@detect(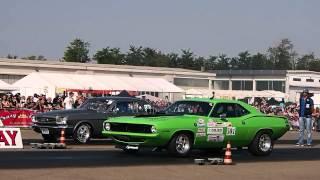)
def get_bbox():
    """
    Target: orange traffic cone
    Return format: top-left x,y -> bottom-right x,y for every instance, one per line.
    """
59,128 -> 66,145
224,141 -> 233,165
